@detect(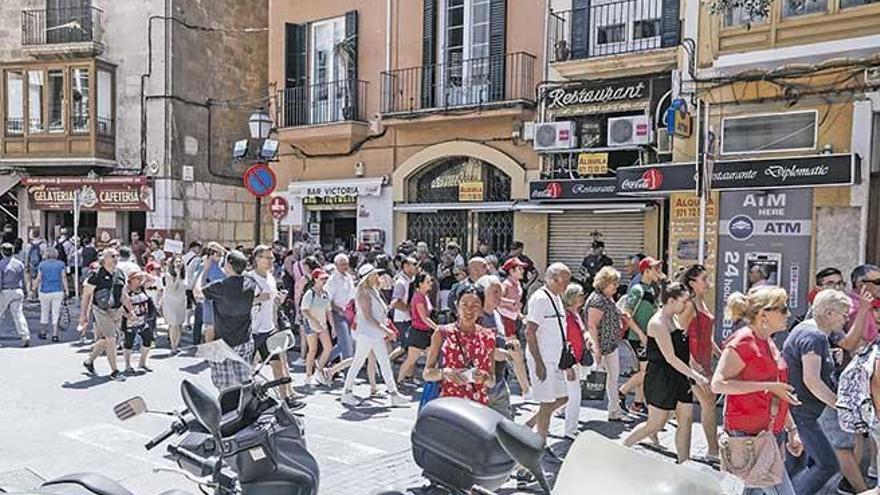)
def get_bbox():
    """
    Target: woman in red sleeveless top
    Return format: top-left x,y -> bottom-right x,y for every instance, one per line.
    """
678,264 -> 721,461
712,287 -> 803,495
